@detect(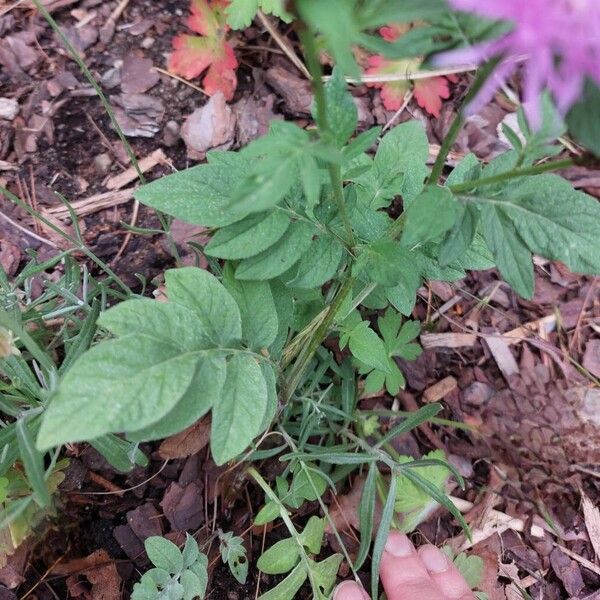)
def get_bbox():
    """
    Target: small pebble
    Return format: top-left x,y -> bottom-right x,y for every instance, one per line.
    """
0,98 -> 19,120
163,120 -> 180,147
462,381 -> 495,406
141,36 -> 155,49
